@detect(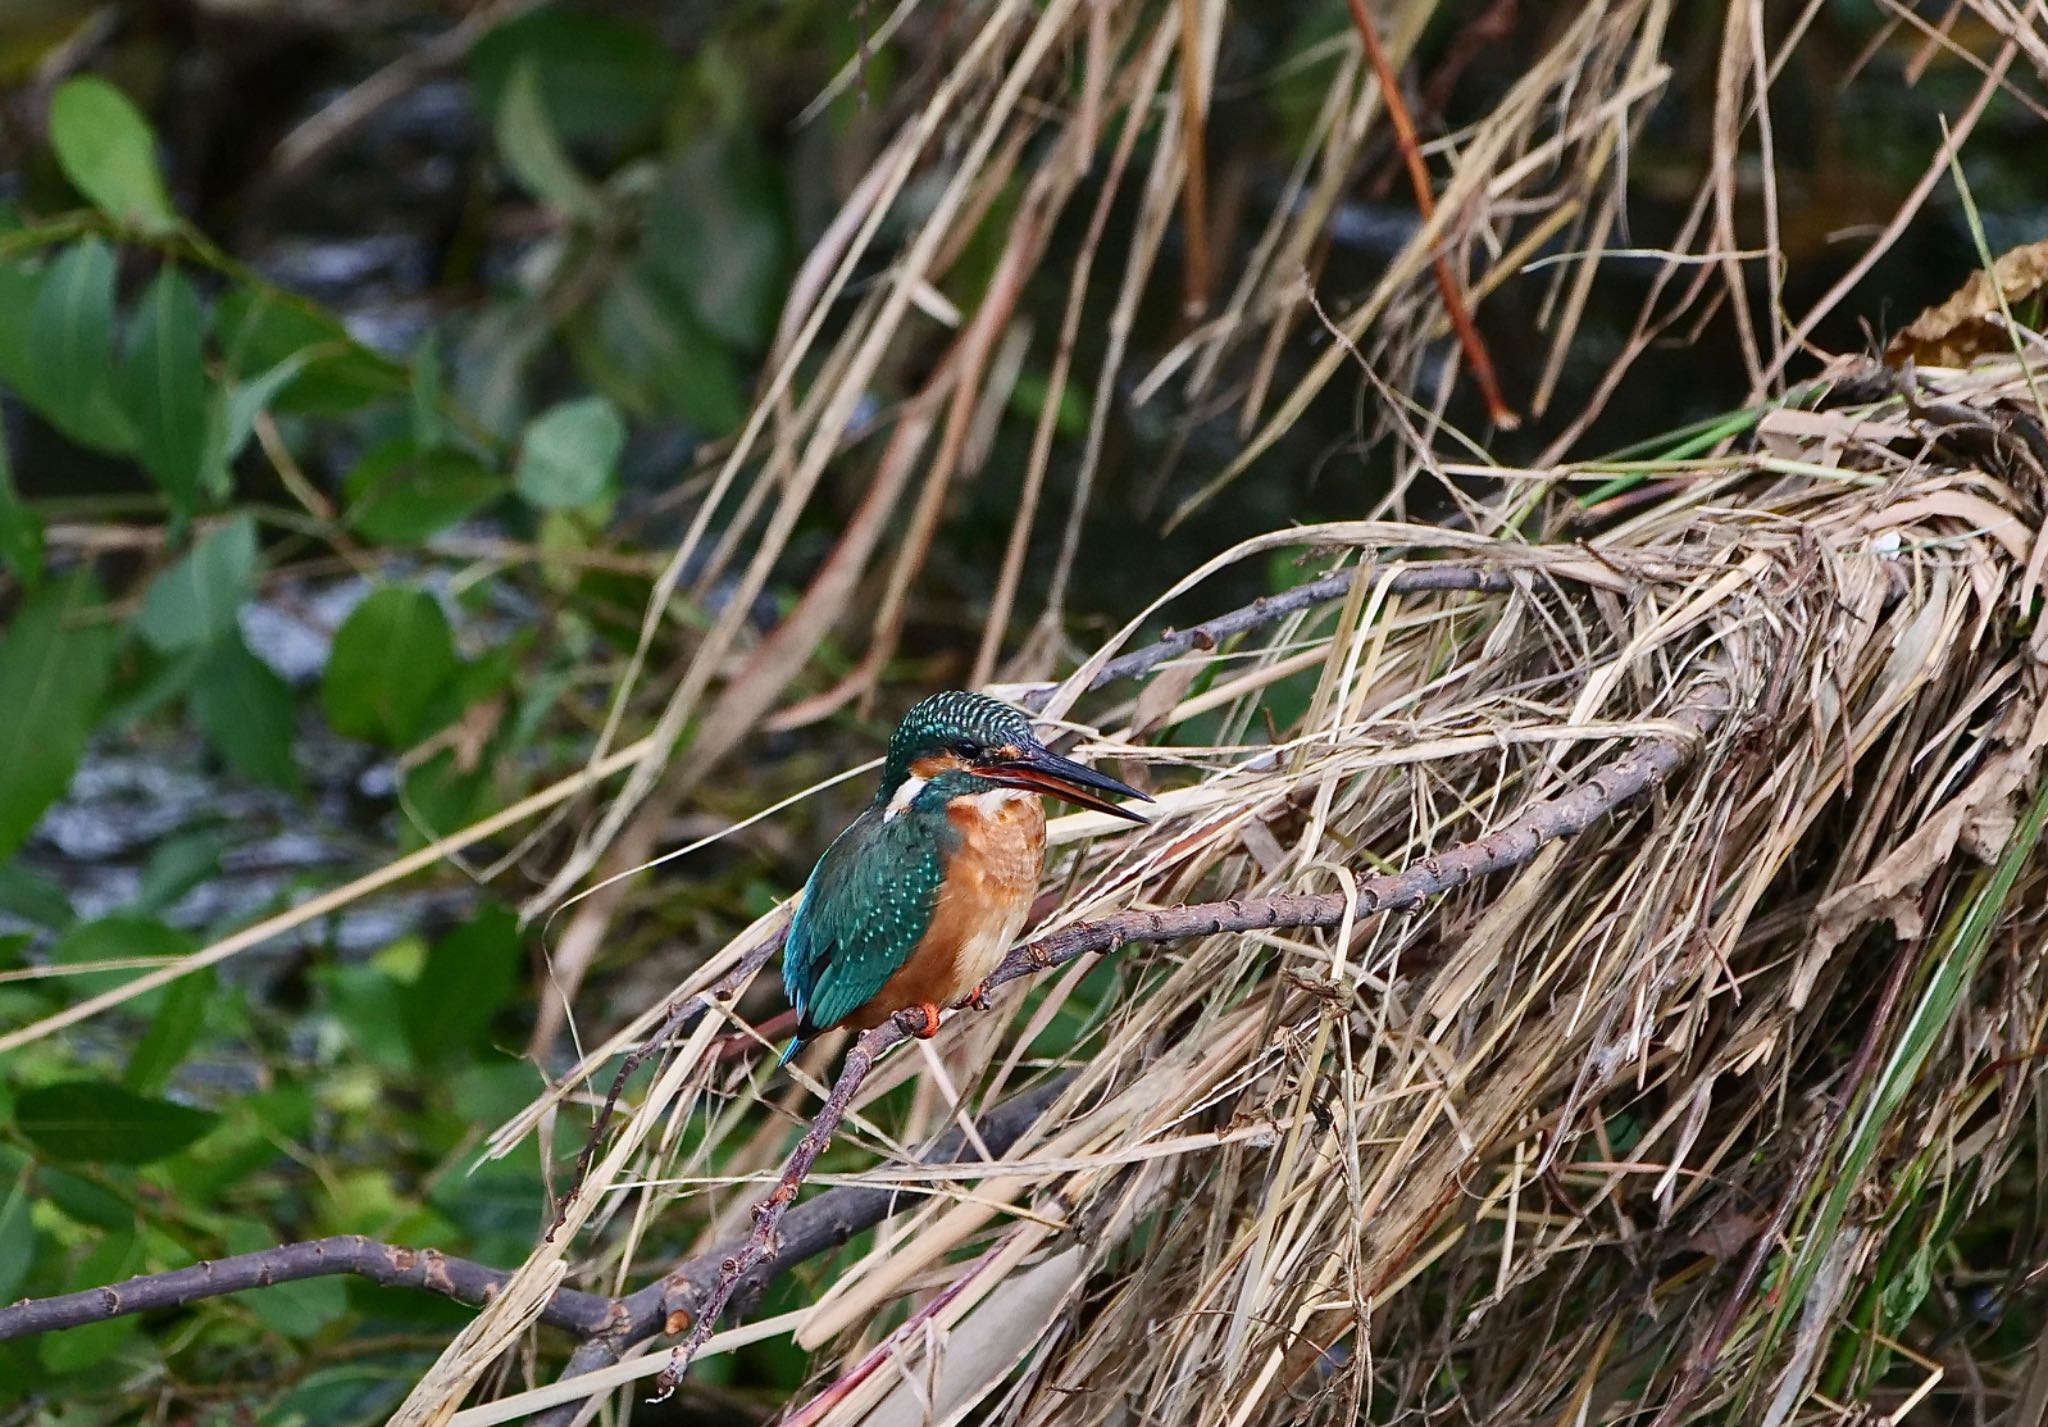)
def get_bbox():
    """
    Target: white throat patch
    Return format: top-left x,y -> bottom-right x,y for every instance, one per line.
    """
883,775 -> 928,821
